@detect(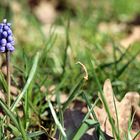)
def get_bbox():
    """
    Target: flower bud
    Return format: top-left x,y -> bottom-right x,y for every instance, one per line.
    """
0,19 -> 15,52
